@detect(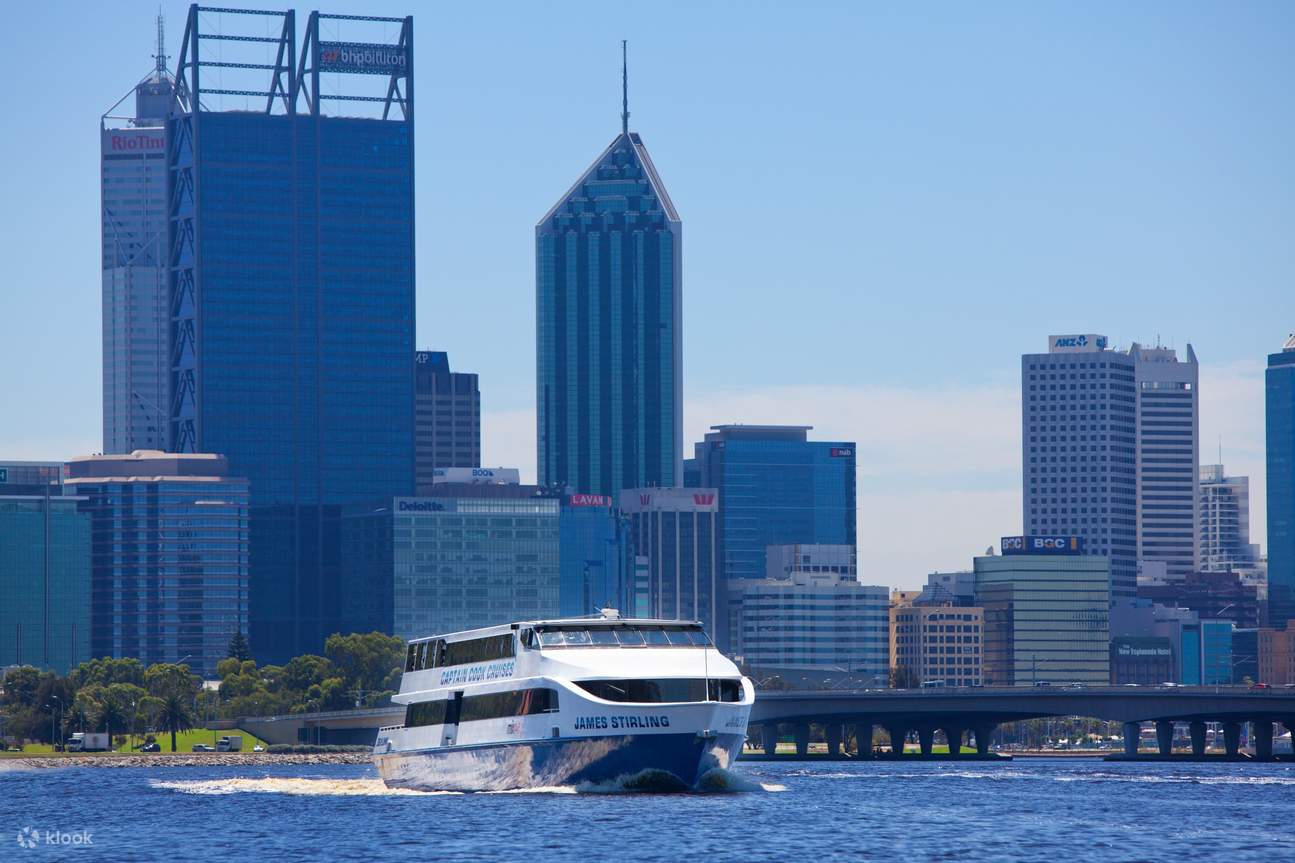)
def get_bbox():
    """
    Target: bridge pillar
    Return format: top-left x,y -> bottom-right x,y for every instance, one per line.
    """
856,720 -> 874,757
1122,722 -> 1140,756
885,724 -> 906,757
826,724 -> 843,757
944,726 -> 964,756
1254,721 -> 1274,761
972,724 -> 994,756
794,724 -> 810,757
1155,720 -> 1174,756
1189,721 -> 1206,756
762,723 -> 779,756
1223,721 -> 1241,757
917,725 -> 935,756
